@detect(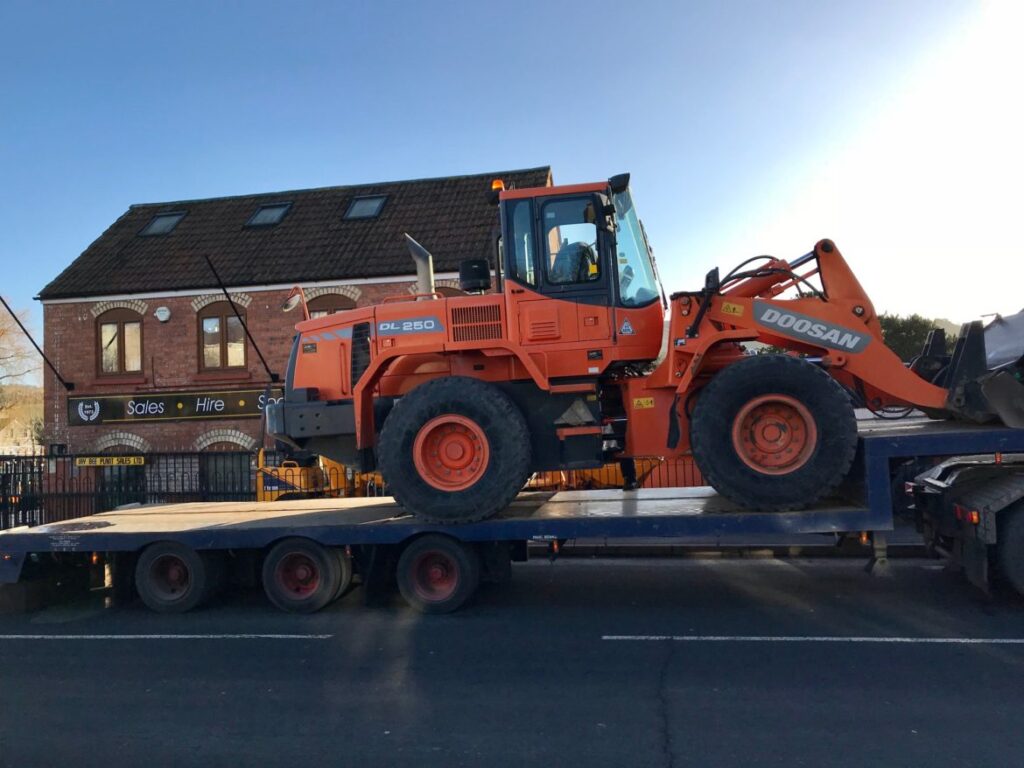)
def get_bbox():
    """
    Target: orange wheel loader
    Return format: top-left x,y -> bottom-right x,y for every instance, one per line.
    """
267,173 -> 1024,523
